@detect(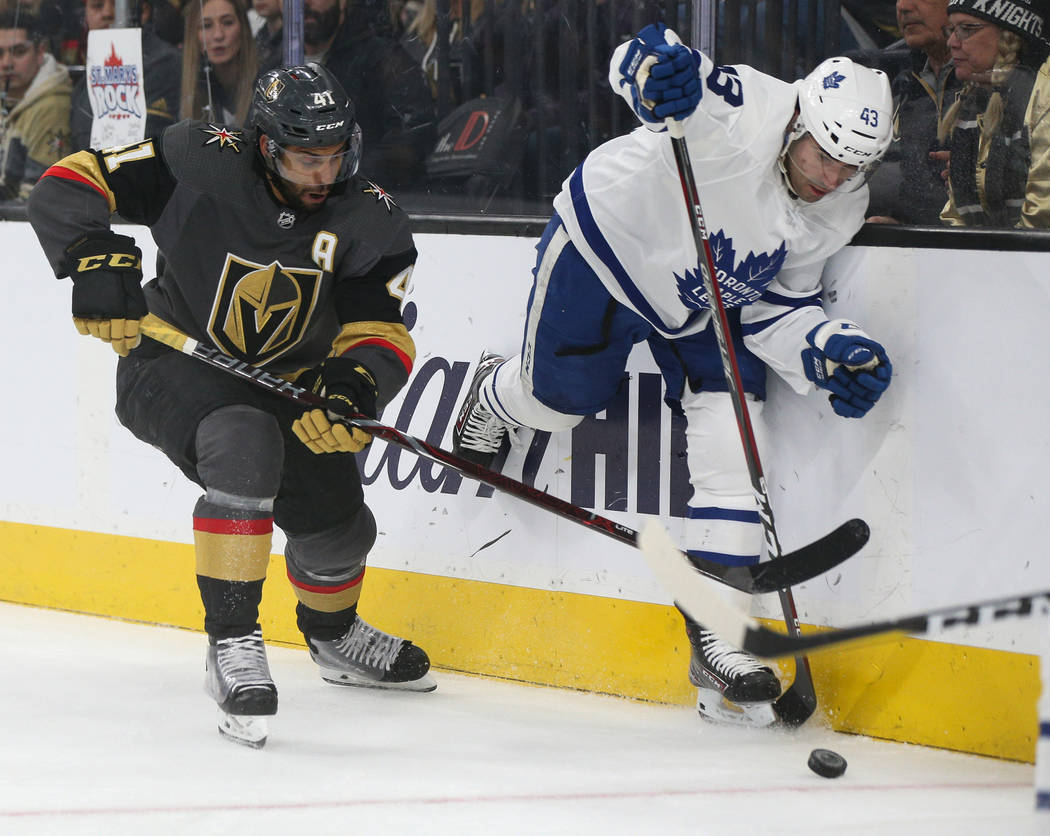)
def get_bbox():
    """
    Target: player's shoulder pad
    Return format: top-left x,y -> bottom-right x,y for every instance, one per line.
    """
160,118 -> 255,191
335,177 -> 414,241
